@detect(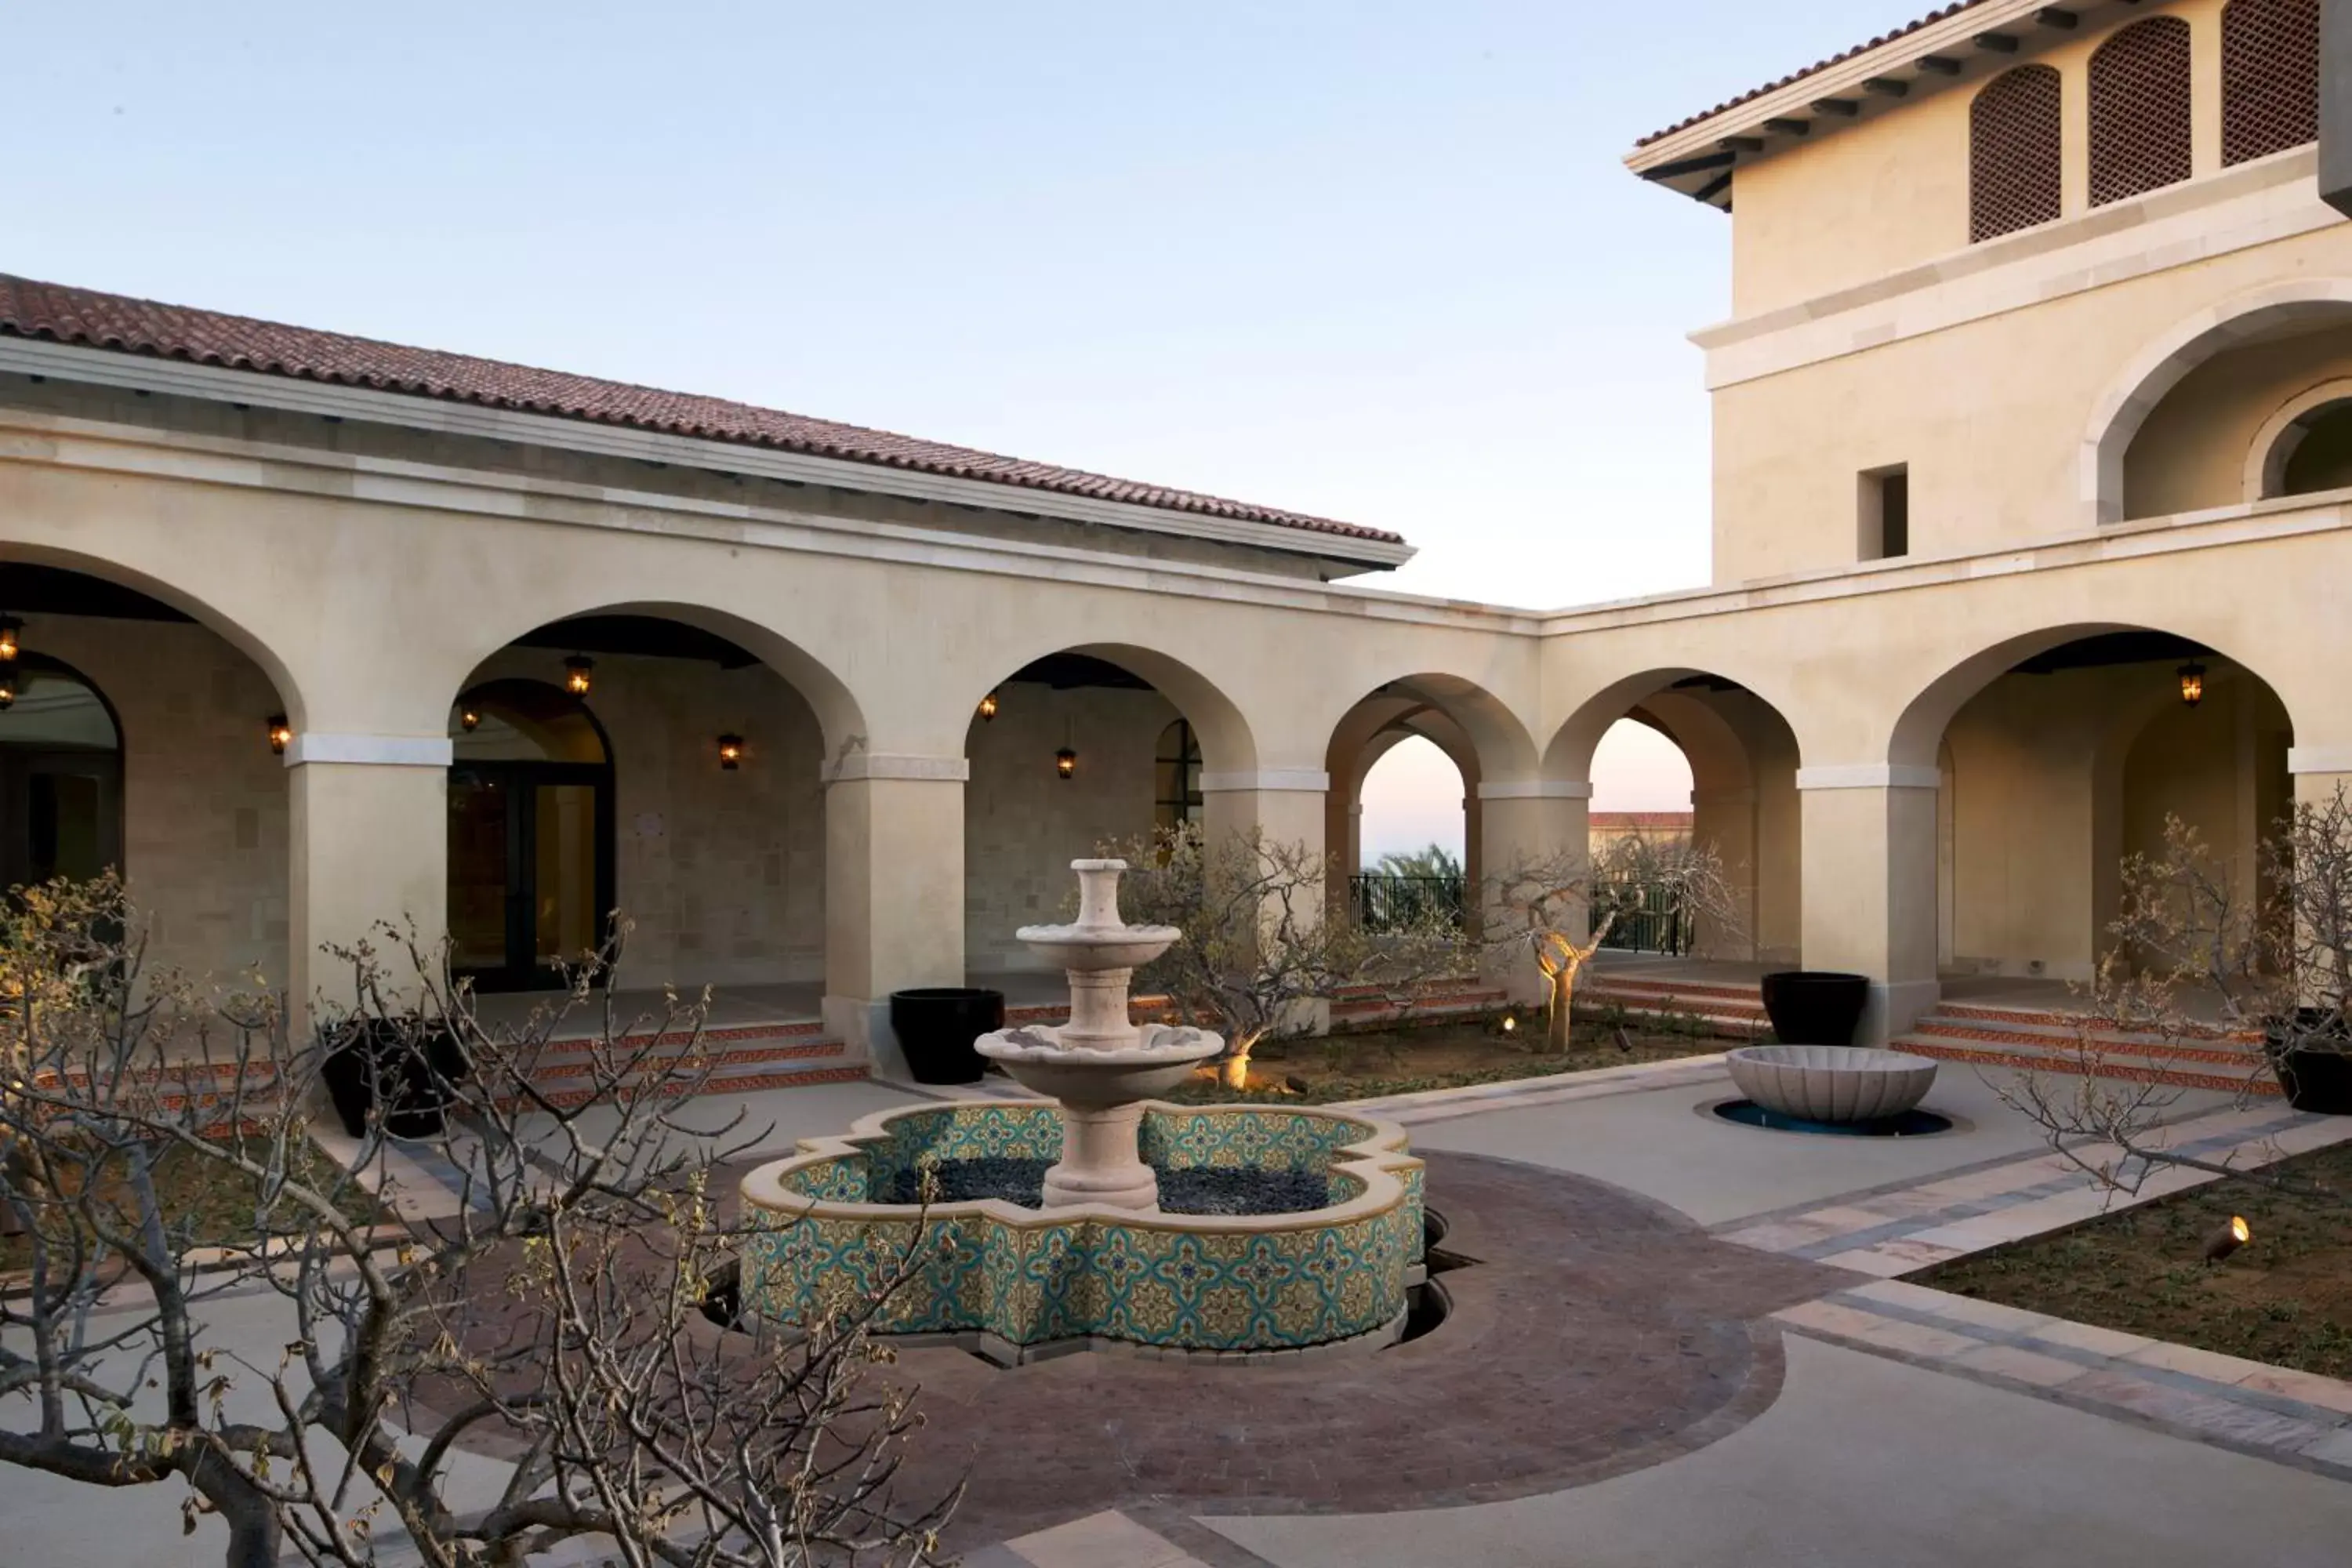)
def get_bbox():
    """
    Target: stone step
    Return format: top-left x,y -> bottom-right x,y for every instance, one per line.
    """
1579,980 -> 1769,1022
1581,973 -> 1766,1004
1928,1000 -> 2261,1044
1893,1033 -> 2280,1098
521,1058 -> 871,1112
1908,1014 -> 2267,1066
521,1036 -> 855,1097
